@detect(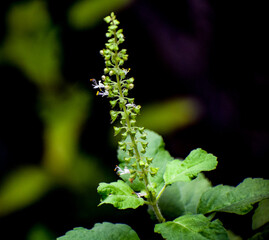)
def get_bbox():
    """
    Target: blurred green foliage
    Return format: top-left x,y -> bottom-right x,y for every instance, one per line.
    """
0,166 -> 52,216
68,0 -> 131,29
137,98 -> 203,134
0,0 -> 108,219
1,0 -> 62,87
27,224 -> 55,240
40,88 -> 91,178
252,199 -> 269,230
